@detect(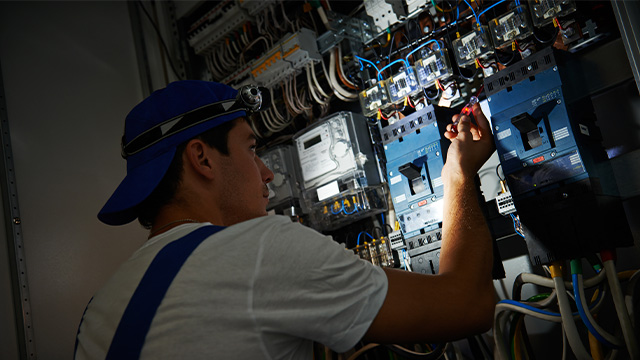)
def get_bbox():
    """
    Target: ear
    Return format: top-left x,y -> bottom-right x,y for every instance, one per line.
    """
183,139 -> 216,180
